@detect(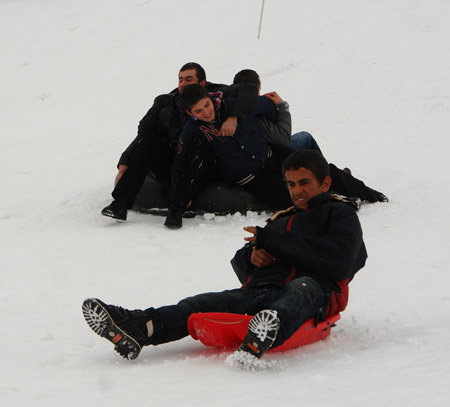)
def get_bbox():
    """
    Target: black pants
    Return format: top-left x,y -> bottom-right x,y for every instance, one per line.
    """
145,277 -> 326,348
244,145 -> 294,209
253,145 -> 379,203
112,136 -> 175,209
171,135 -> 221,210
172,140 -> 378,211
